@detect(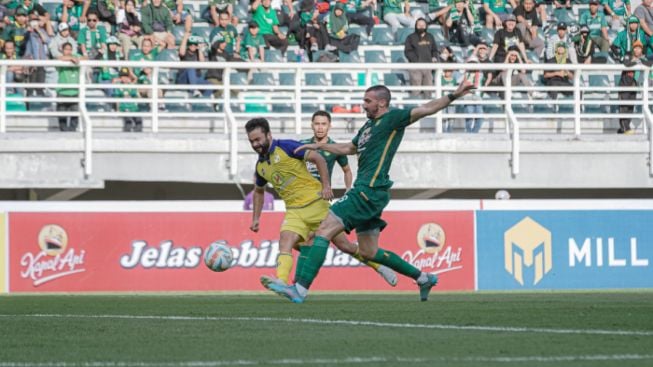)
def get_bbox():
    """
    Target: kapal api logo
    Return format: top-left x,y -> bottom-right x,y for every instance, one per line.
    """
504,217 -> 552,286
20,224 -> 86,286
402,222 -> 463,275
